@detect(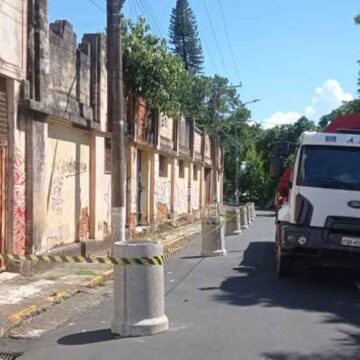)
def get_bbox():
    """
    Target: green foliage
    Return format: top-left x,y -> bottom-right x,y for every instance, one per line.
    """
123,17 -> 186,115
223,116 -> 317,205
355,13 -> 360,25
169,0 -> 204,75
318,99 -> 360,129
257,116 -> 316,164
238,147 -> 270,204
